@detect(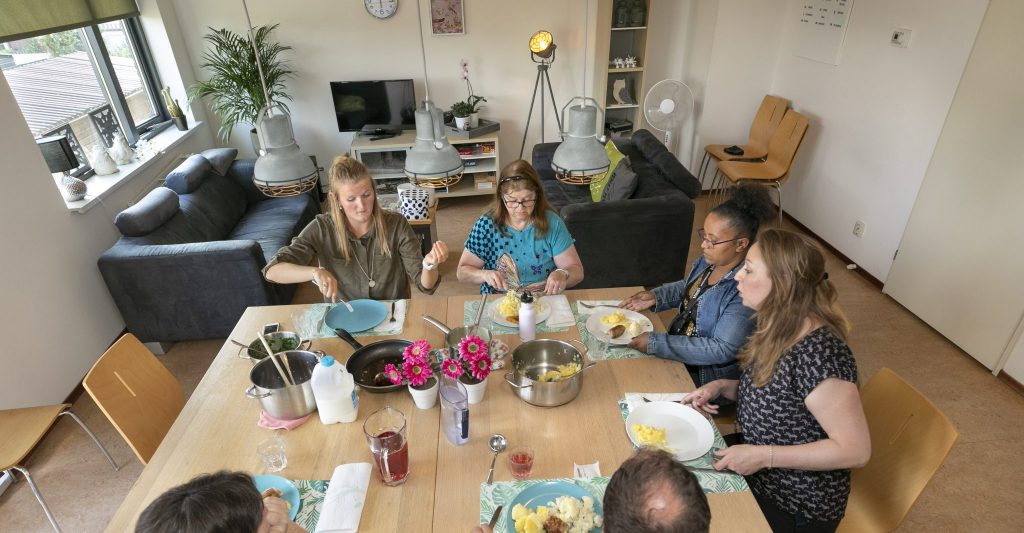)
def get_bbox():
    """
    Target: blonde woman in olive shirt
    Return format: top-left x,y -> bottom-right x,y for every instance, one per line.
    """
264,155 -> 448,301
